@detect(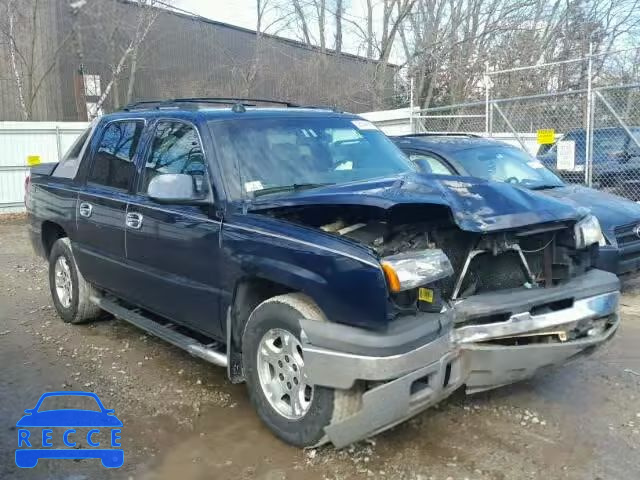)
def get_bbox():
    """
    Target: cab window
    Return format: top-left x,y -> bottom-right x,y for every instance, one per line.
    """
141,121 -> 208,196
87,120 -> 143,190
409,153 -> 453,175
